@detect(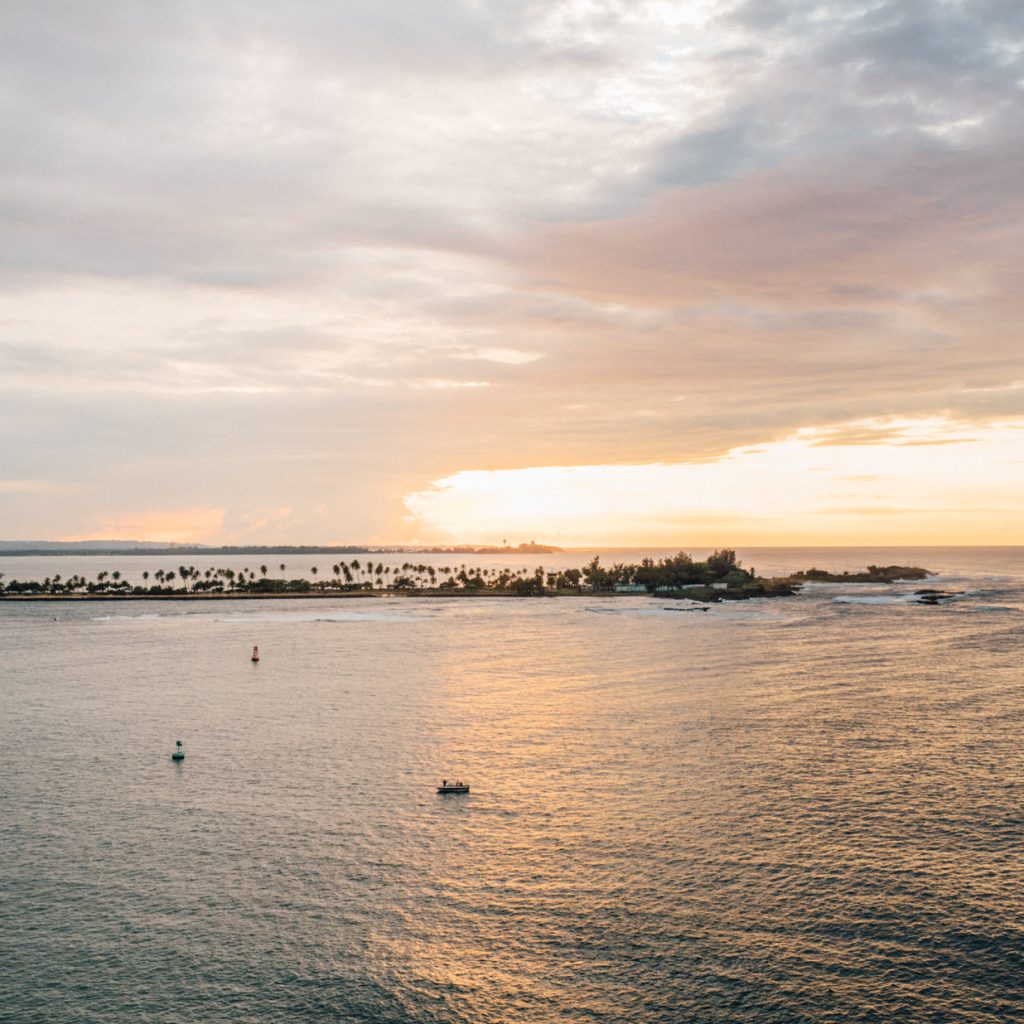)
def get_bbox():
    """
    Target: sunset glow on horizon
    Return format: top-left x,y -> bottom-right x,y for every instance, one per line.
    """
403,417 -> 1024,547
2,3 -> 1023,546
